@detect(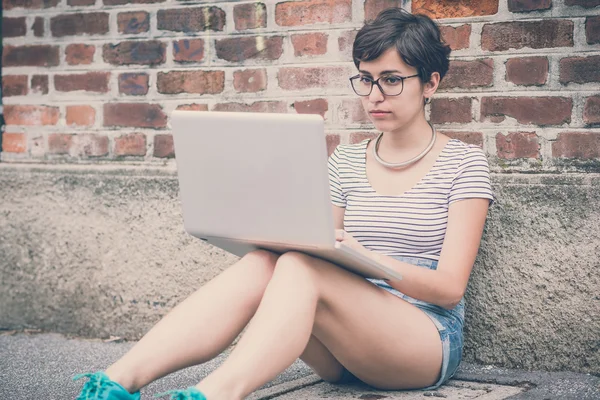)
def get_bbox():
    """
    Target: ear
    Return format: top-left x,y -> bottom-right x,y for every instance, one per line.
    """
423,71 -> 440,102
